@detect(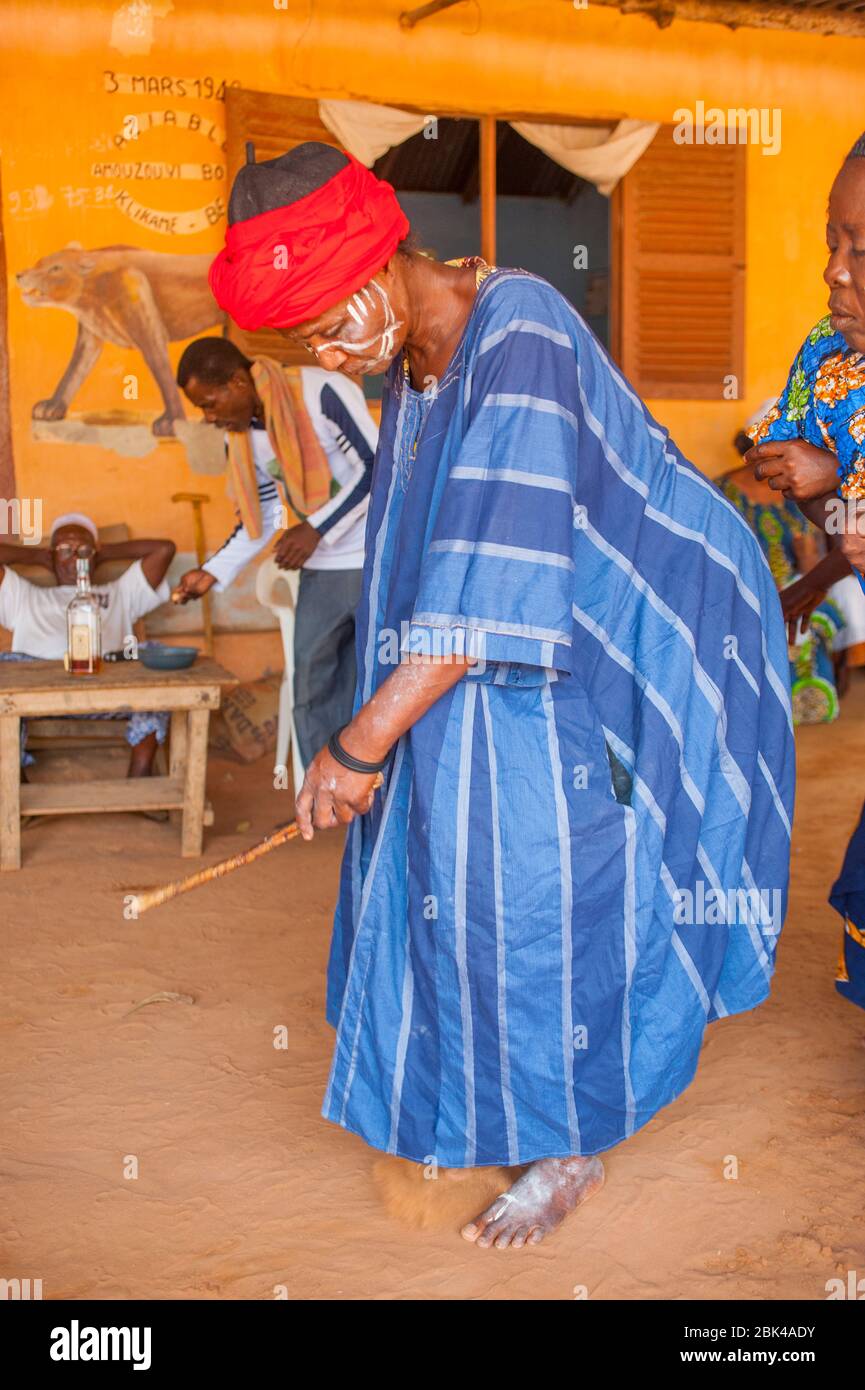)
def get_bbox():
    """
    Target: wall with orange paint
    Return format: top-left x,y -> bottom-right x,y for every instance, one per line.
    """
0,0 -> 859,670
